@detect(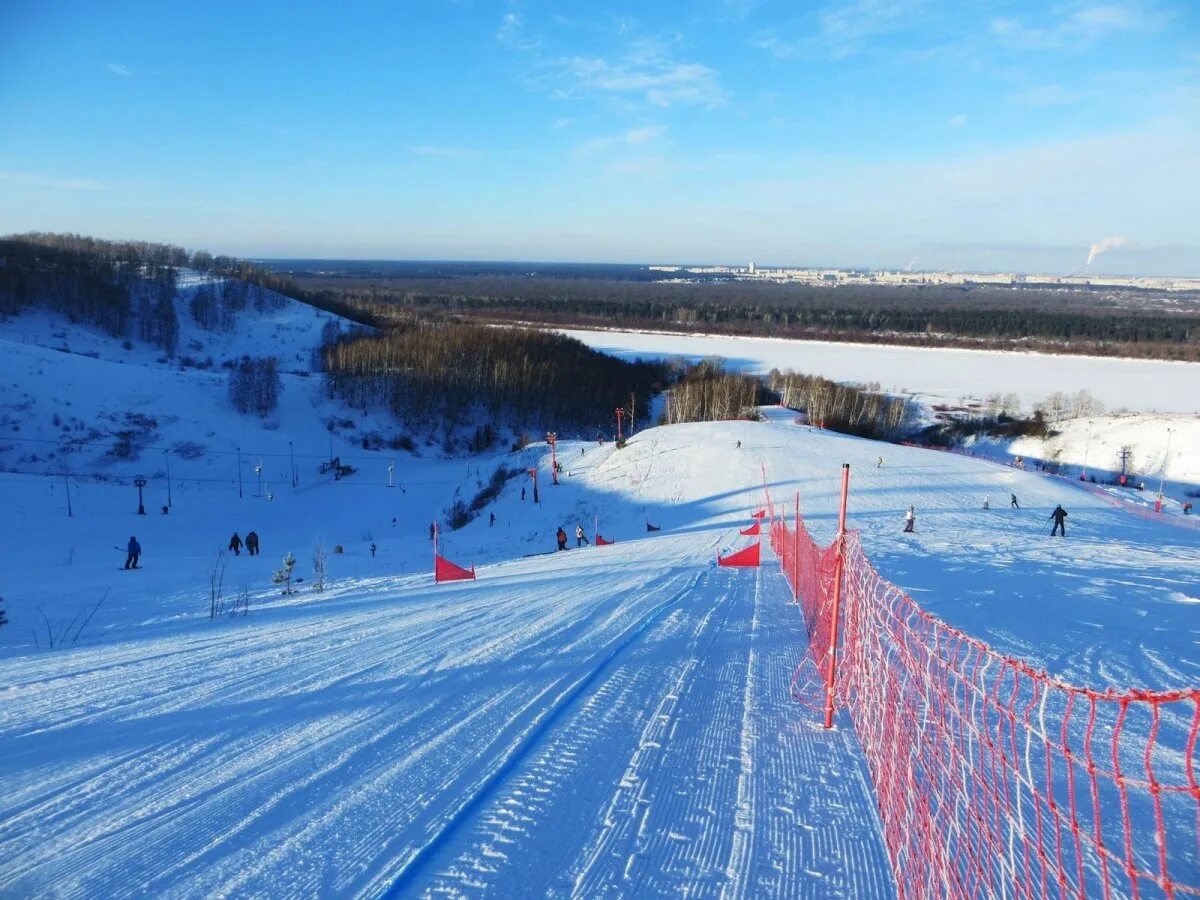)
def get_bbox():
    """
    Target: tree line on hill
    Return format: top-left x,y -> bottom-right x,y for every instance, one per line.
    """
322,323 -> 667,437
